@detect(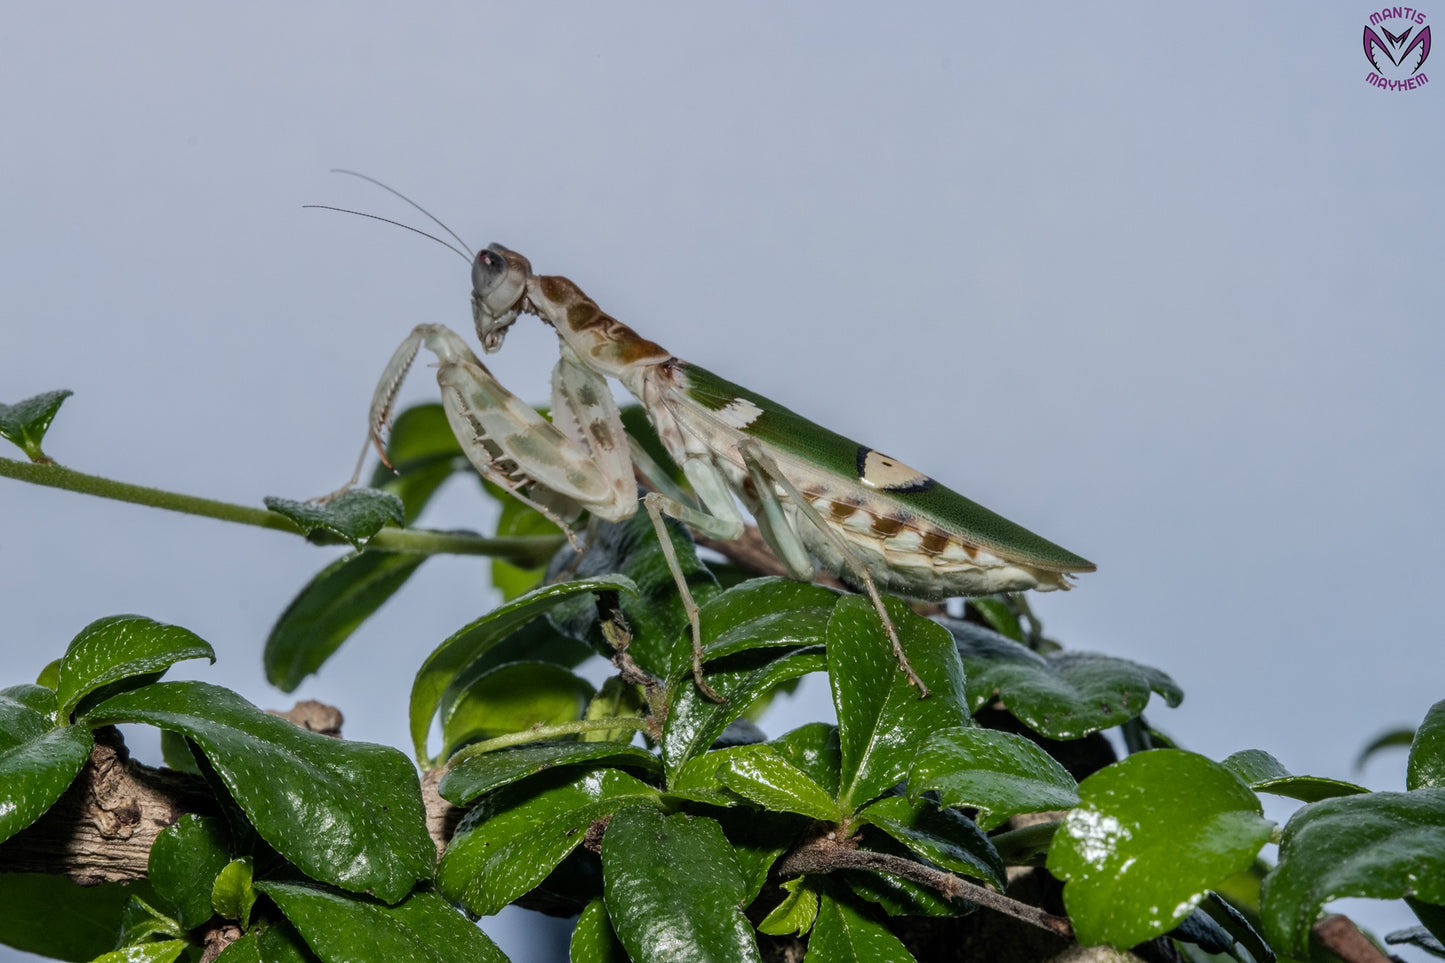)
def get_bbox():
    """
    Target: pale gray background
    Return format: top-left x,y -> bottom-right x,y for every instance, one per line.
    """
2,3 -> 1441,959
